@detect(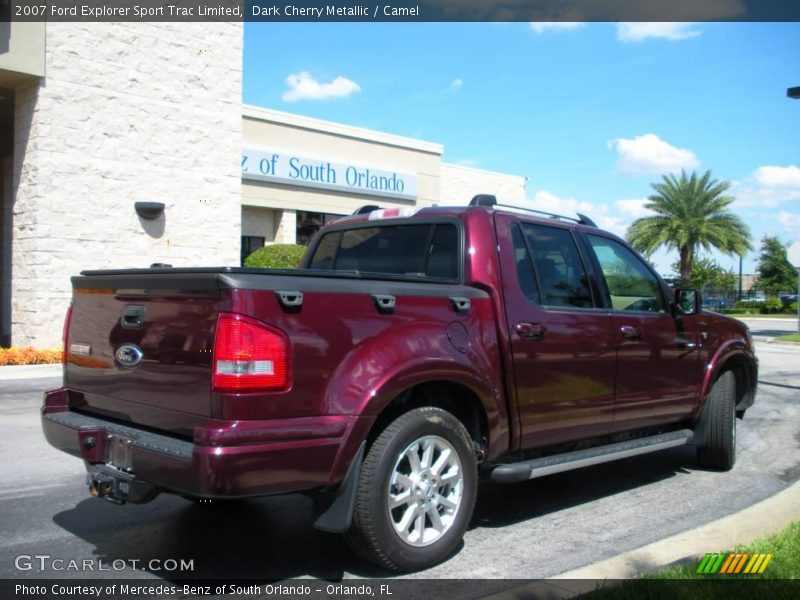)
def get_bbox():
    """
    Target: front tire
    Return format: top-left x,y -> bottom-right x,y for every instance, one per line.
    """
697,370 -> 737,471
345,407 -> 478,572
